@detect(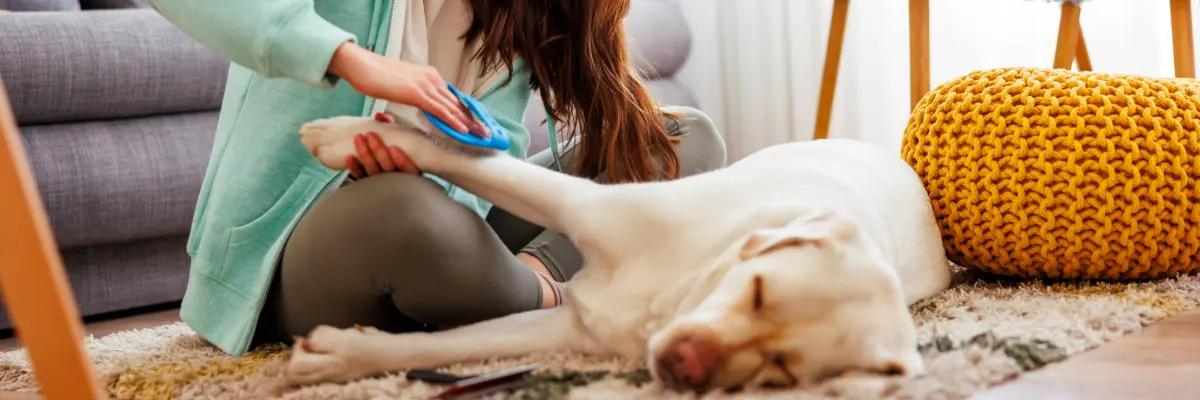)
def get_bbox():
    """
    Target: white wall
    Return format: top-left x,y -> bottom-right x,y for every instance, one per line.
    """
678,0 -> 1193,160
